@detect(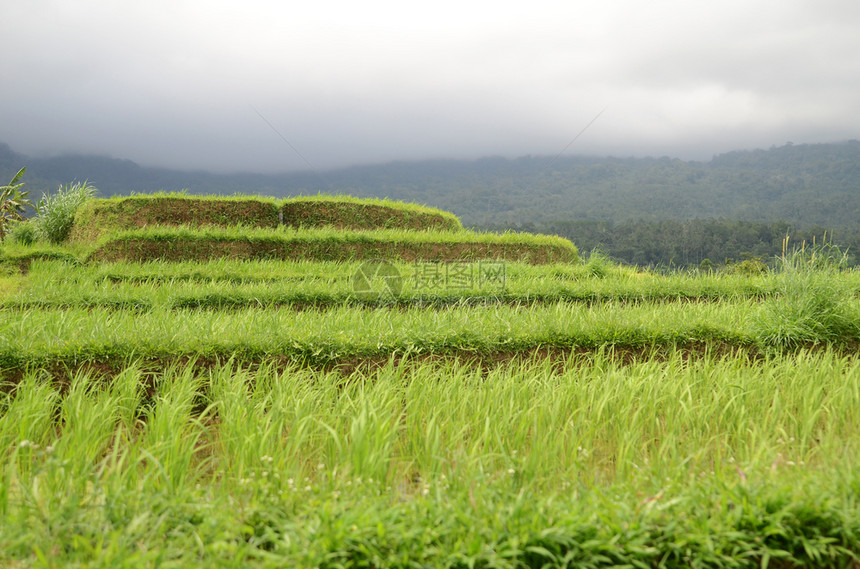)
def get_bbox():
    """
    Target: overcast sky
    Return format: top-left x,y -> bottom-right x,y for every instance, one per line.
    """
2,0 -> 859,173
